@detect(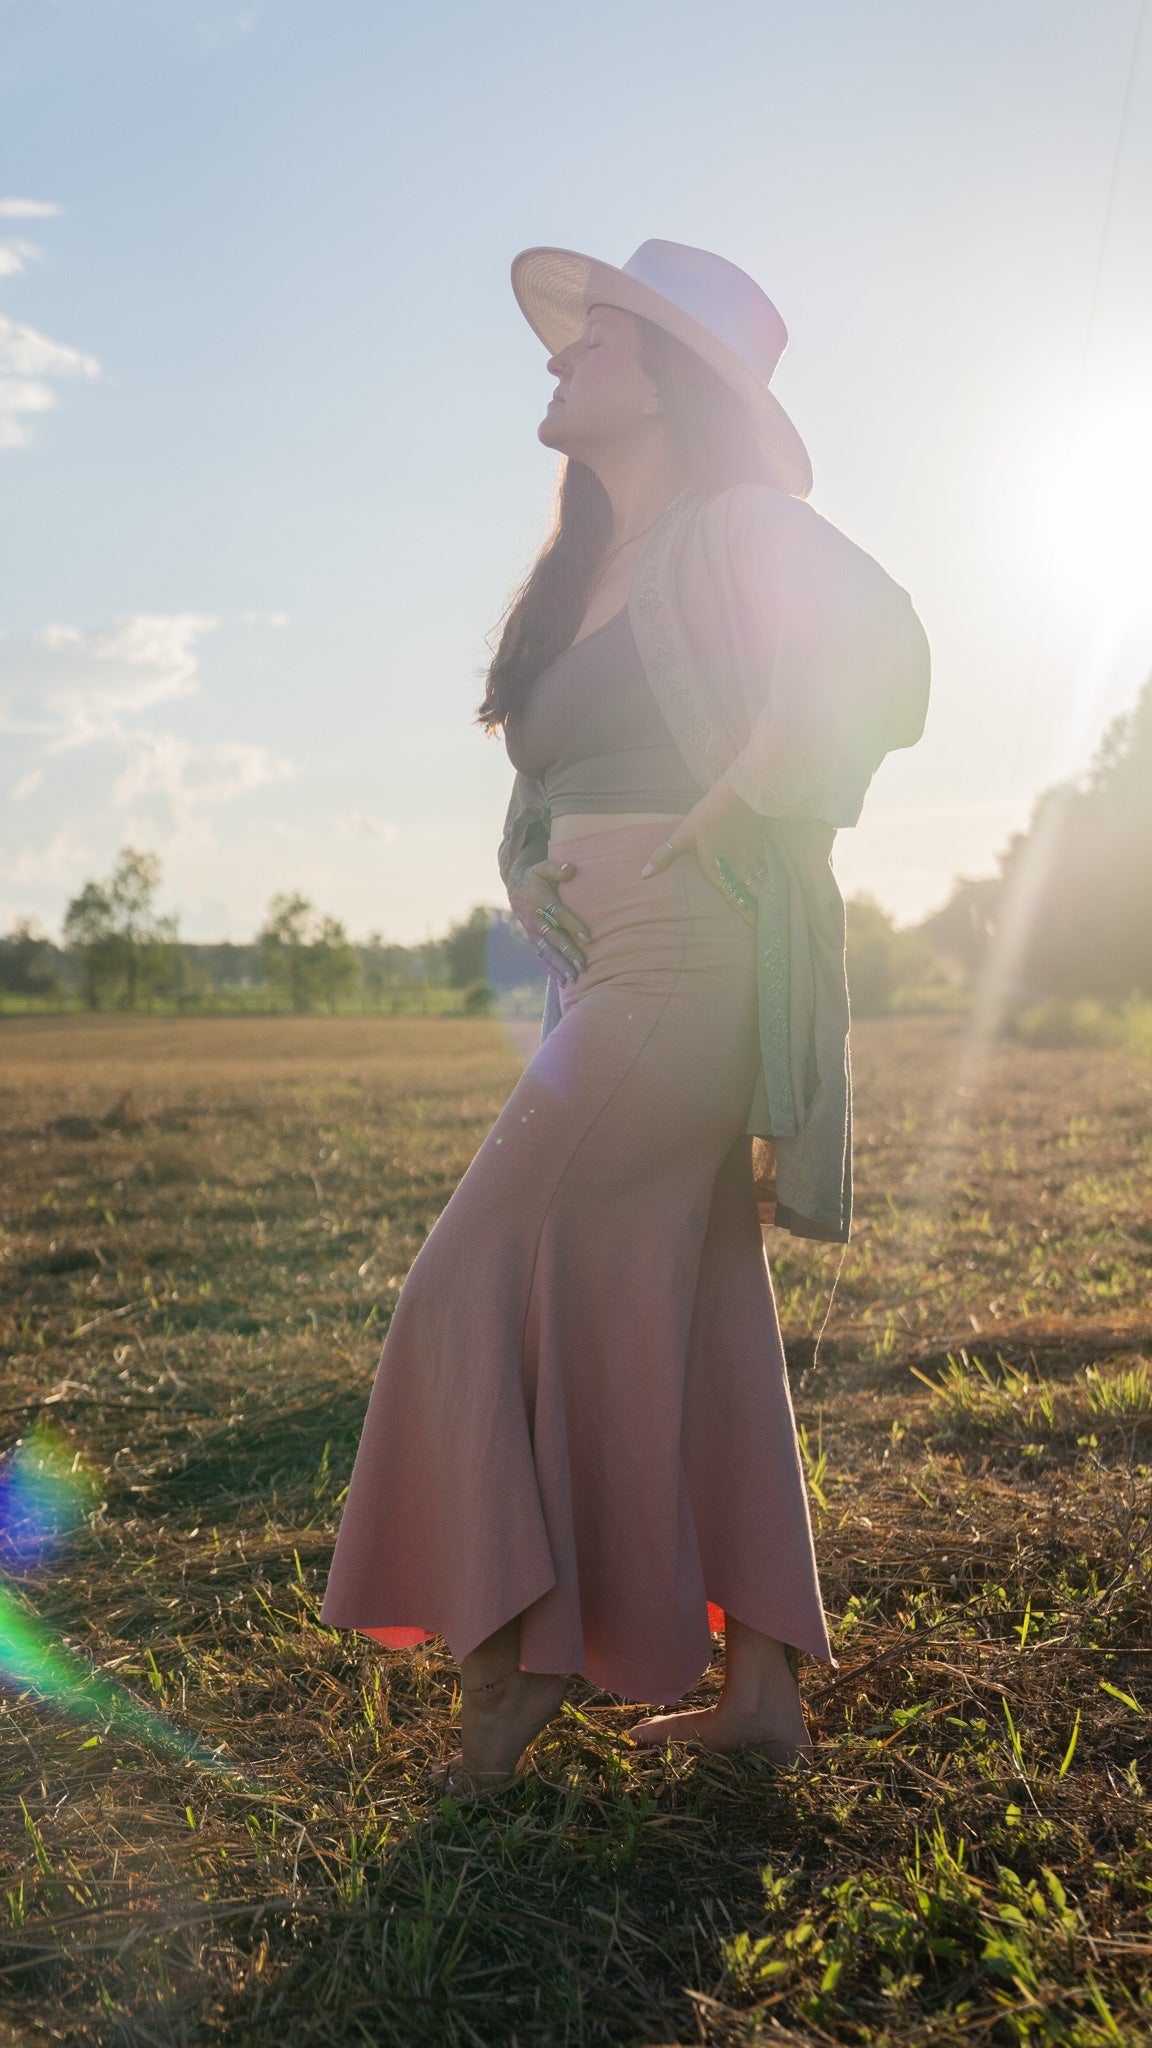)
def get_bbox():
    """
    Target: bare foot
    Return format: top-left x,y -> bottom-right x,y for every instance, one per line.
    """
435,1667 -> 568,1788
626,1695 -> 812,1762
628,1626 -> 811,1761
